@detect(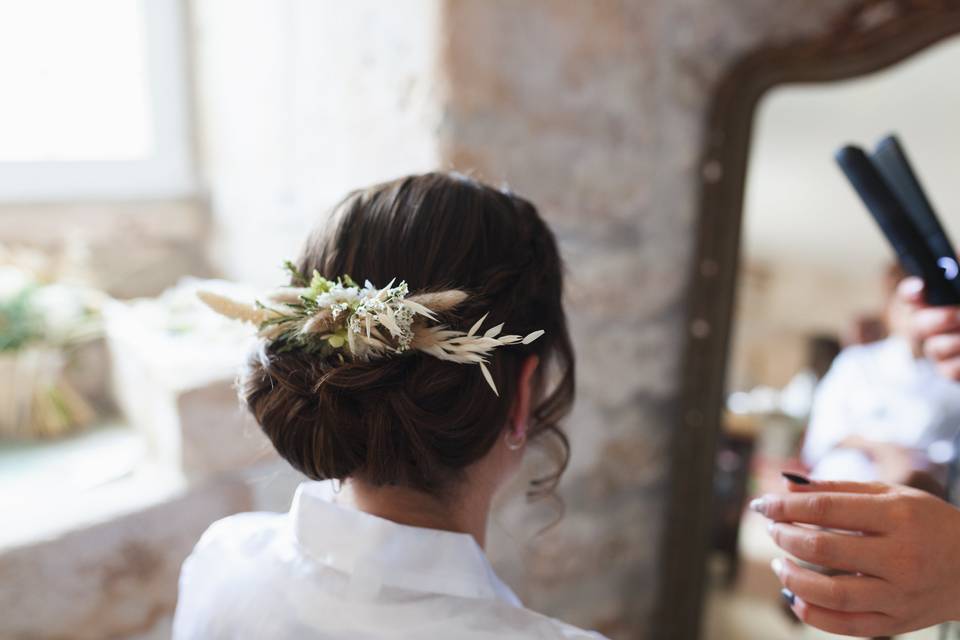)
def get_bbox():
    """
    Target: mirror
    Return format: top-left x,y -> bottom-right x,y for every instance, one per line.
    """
704,35 -> 960,640
653,3 -> 960,638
